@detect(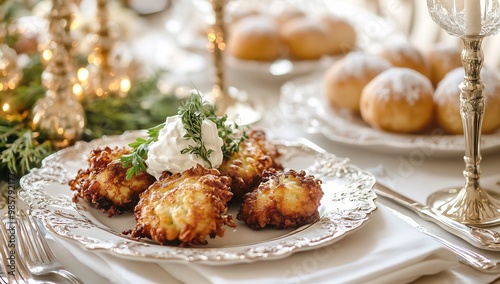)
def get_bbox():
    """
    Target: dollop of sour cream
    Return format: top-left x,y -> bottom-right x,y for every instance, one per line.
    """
145,115 -> 224,179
